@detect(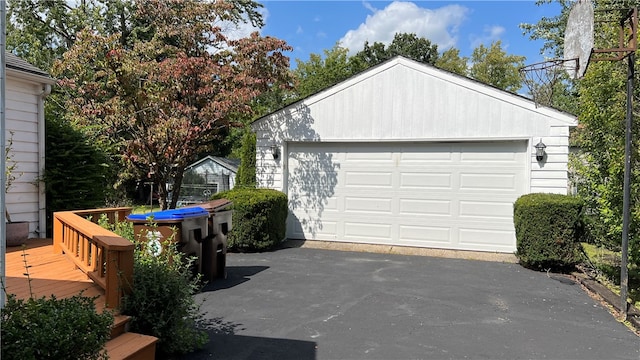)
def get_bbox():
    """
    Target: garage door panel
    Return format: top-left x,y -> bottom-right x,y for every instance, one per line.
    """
460,150 -> 522,162
345,171 -> 393,188
458,228 -> 515,251
400,143 -> 455,157
345,151 -> 394,161
288,215 -> 338,240
287,141 -> 526,252
344,197 -> 393,214
459,173 -> 519,191
398,198 -> 452,216
399,225 -> 452,243
458,200 -> 515,219
399,172 -> 453,189
289,195 -> 340,212
344,222 -> 392,240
